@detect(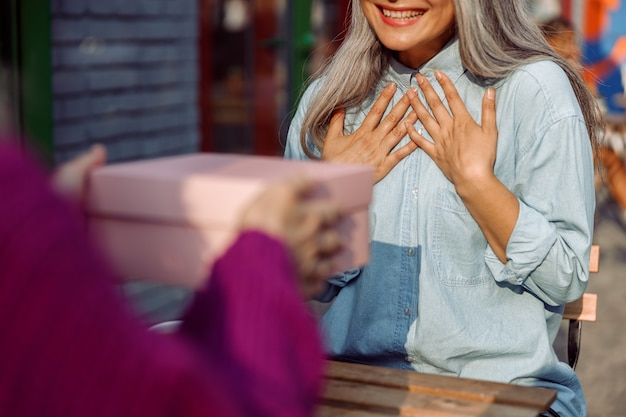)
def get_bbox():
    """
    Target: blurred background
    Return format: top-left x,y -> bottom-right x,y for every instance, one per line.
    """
1,0 -> 624,163
2,1 -> 626,416
1,0 -> 351,165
